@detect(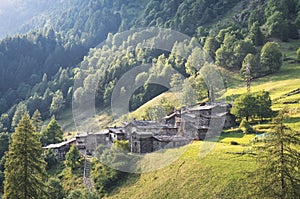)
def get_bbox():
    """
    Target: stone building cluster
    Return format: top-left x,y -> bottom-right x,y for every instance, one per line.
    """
44,102 -> 236,158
